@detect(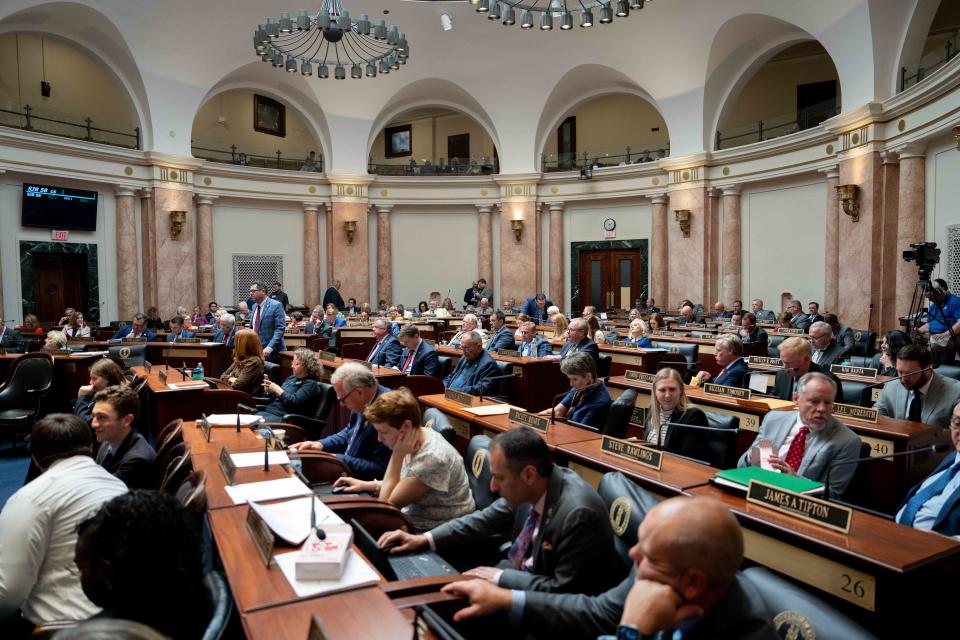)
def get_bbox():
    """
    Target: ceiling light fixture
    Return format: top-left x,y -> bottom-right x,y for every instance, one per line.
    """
468,0 -> 651,30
